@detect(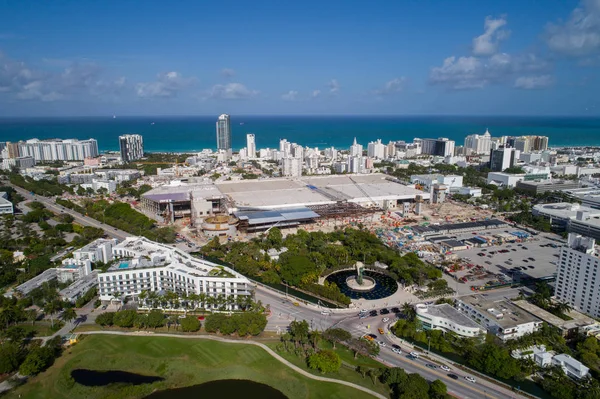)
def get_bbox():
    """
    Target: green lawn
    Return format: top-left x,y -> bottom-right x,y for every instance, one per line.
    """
266,341 -> 390,397
5,335 -> 379,399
